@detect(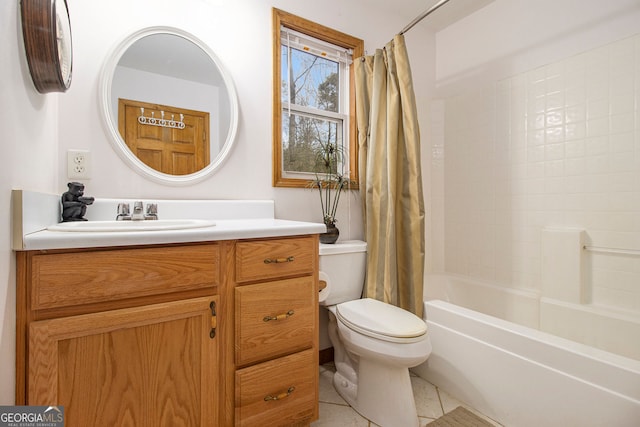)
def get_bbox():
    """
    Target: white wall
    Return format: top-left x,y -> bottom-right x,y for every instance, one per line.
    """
0,1 -> 60,405
435,0 -> 640,98
430,0 -> 640,352
1,0 -> 434,403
